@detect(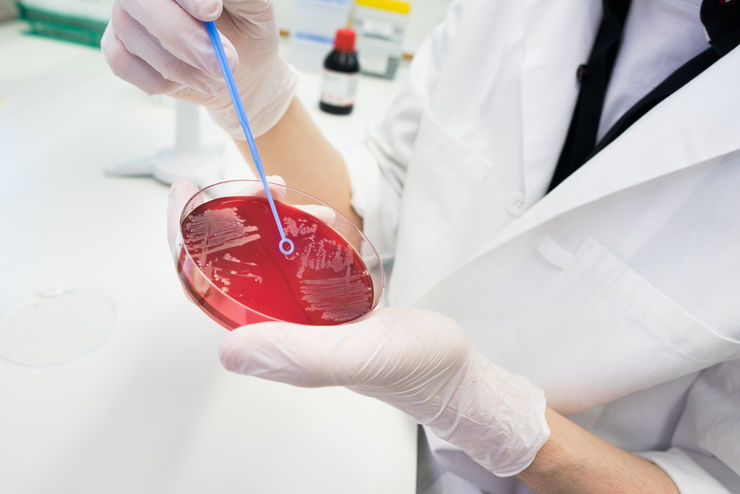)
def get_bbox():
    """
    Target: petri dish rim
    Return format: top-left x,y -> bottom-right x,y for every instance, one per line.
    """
177,179 -> 386,325
0,287 -> 116,367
